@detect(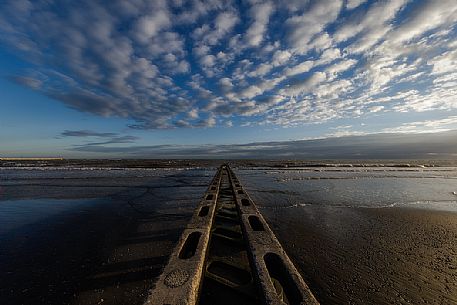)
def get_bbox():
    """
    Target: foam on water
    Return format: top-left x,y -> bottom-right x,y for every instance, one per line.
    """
384,200 -> 457,211
237,167 -> 457,212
